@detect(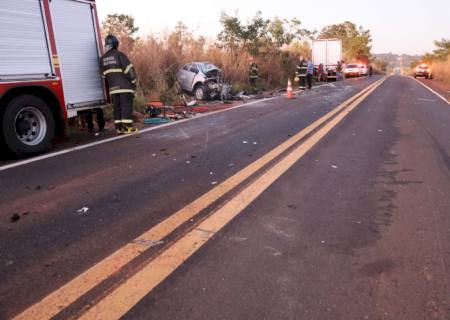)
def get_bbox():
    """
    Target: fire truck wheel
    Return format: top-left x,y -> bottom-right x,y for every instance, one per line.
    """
2,95 -> 55,156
